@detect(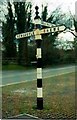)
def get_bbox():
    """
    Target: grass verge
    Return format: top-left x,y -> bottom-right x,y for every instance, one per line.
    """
2,64 -> 34,70
2,72 -> 76,119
